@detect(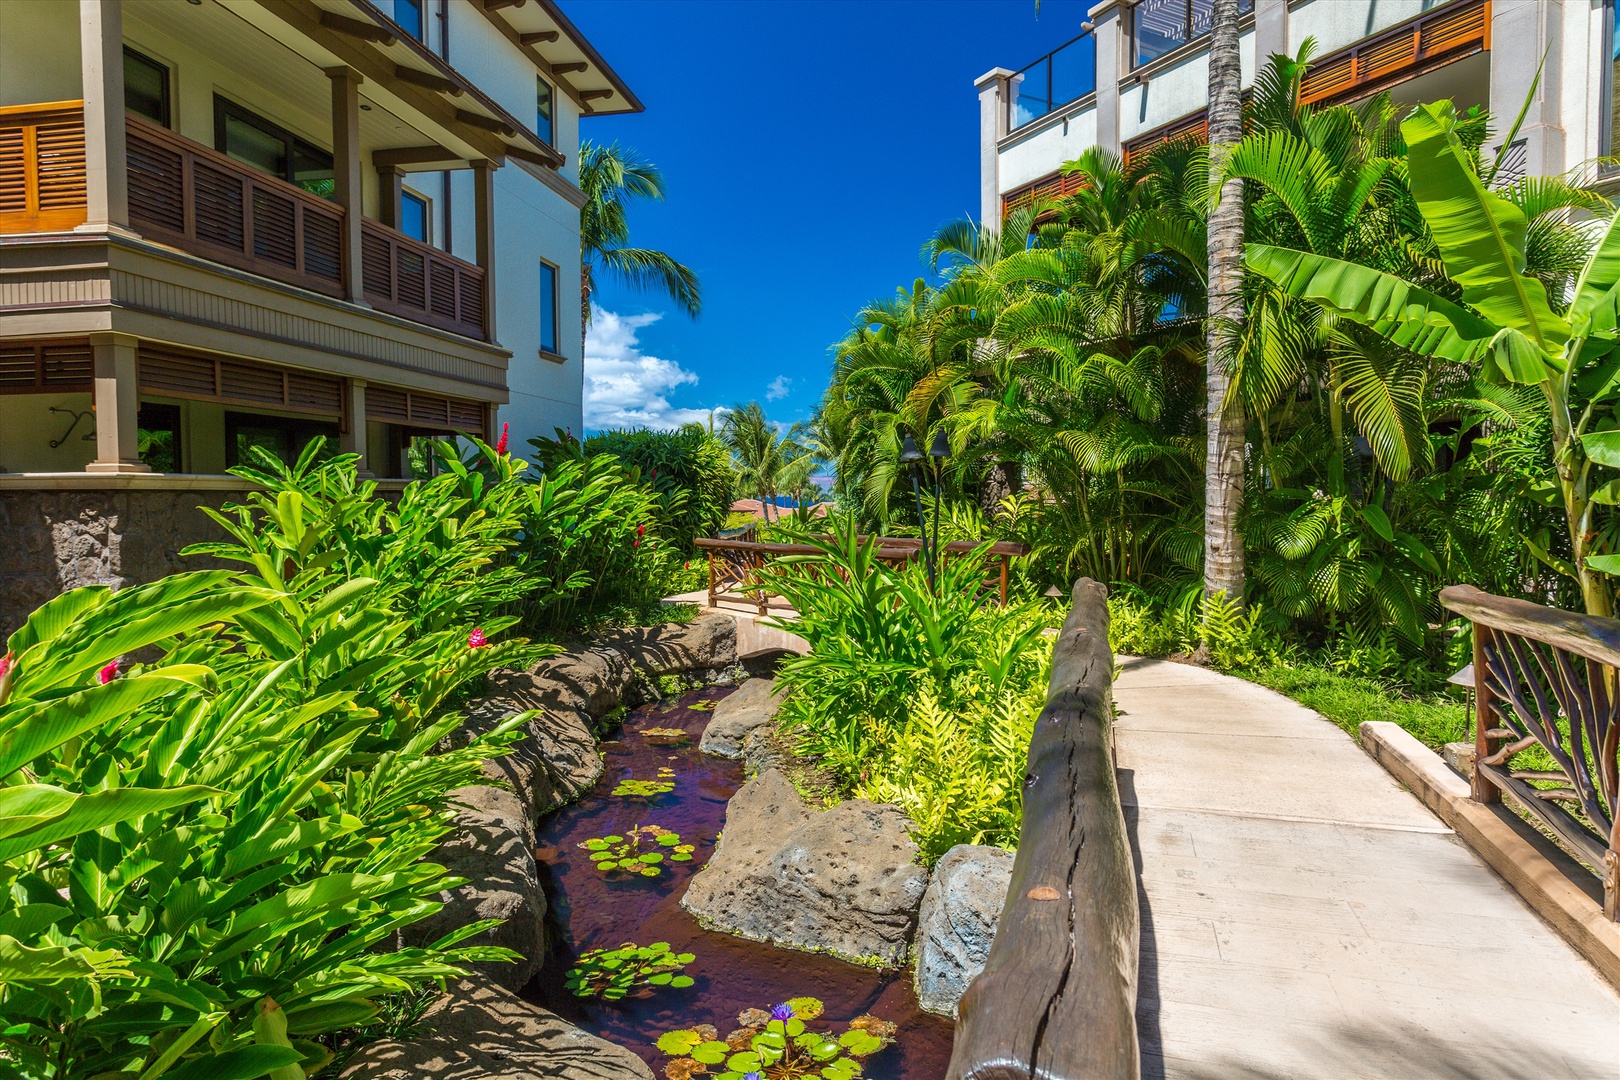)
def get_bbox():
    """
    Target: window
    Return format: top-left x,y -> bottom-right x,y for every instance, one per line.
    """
539,260 -> 559,355
225,411 -> 339,468
1606,0 -> 1620,163
537,77 -> 554,145
124,47 -> 170,127
137,402 -> 182,472
401,189 -> 429,242
396,0 -> 424,40
214,97 -> 335,199
1132,0 -> 1254,69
